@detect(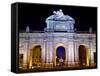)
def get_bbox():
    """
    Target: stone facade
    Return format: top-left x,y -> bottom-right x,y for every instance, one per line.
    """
19,10 -> 96,69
